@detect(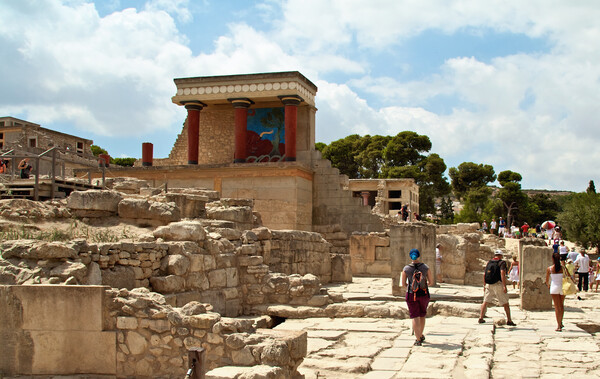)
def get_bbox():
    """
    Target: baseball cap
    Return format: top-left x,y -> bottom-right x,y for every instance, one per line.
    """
494,249 -> 504,256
